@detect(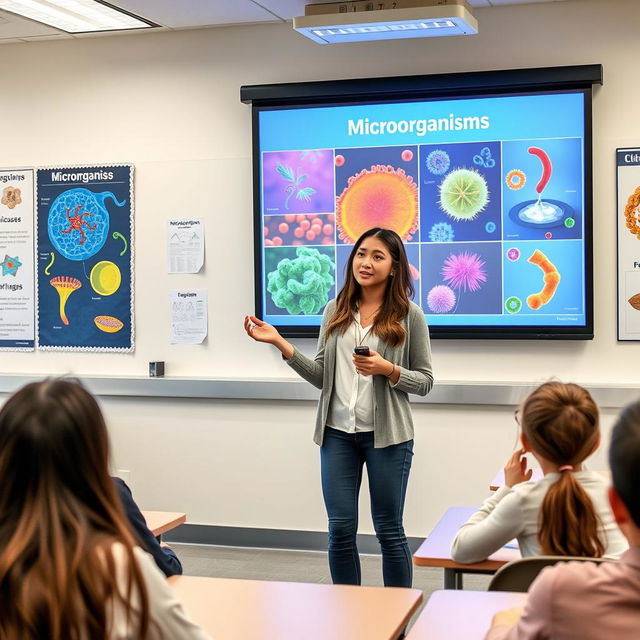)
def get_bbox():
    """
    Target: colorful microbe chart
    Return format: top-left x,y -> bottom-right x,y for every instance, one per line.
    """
256,90 -> 588,334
